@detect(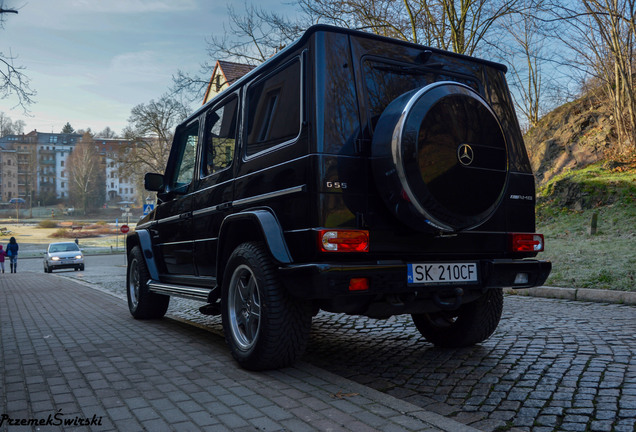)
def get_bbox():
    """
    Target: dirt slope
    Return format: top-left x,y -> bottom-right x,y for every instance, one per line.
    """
523,89 -> 615,186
